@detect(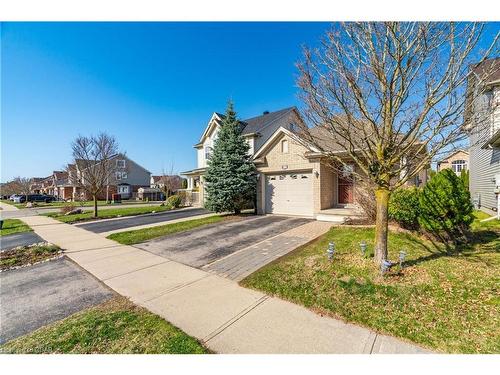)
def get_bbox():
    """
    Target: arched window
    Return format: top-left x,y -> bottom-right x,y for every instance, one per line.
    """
451,160 -> 467,173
